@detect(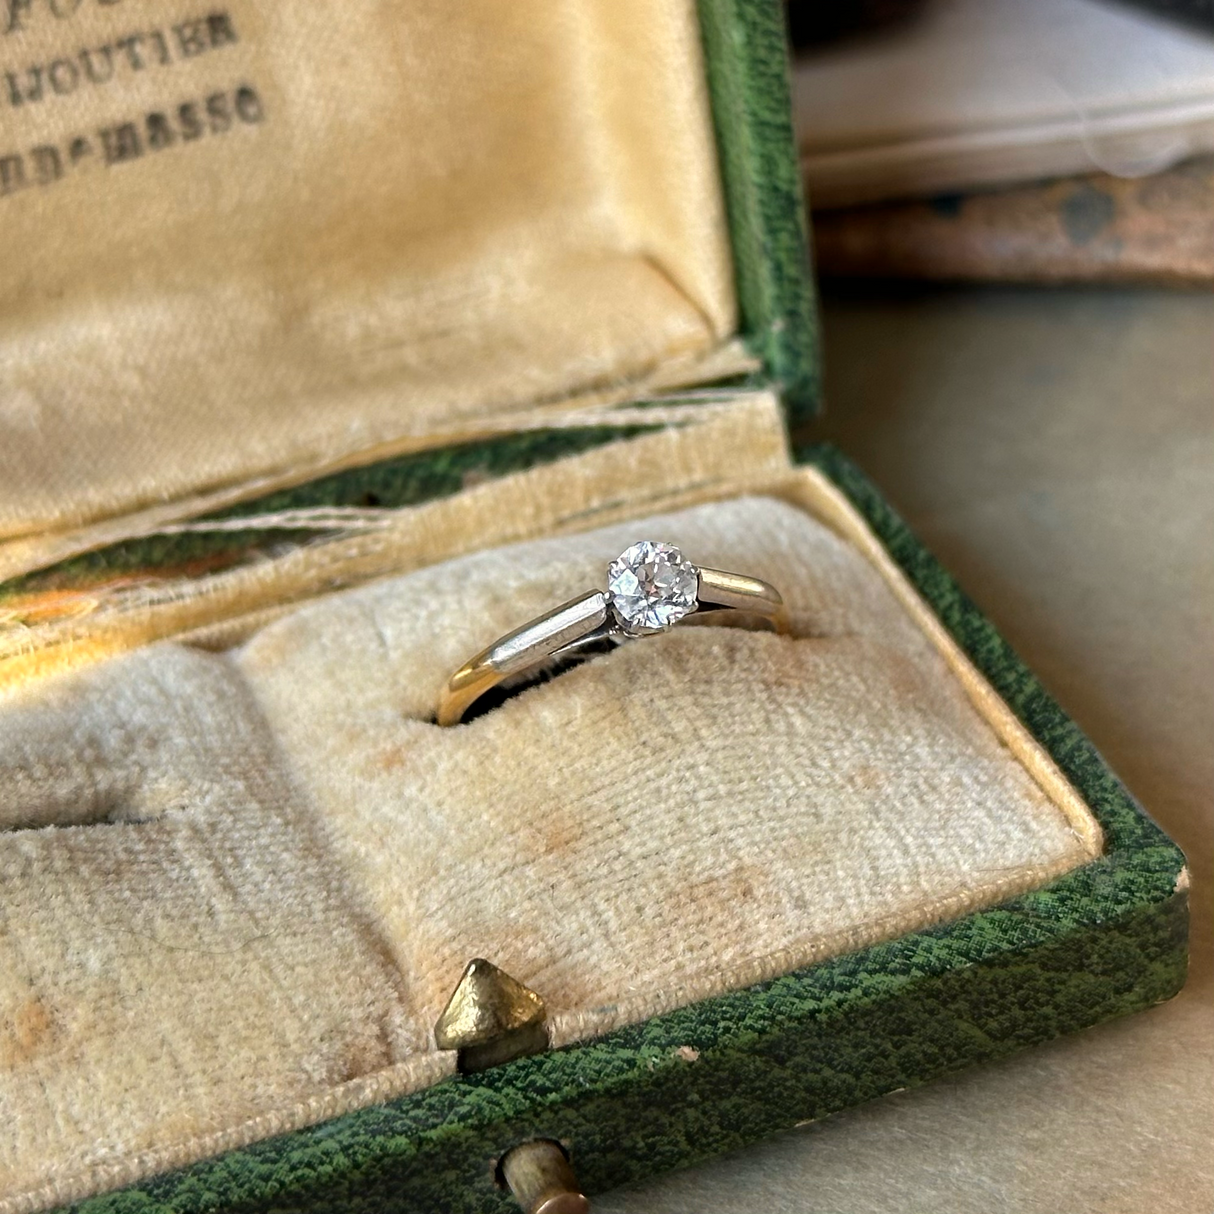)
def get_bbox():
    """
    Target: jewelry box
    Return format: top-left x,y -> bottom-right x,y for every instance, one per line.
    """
0,2 -> 1187,1211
